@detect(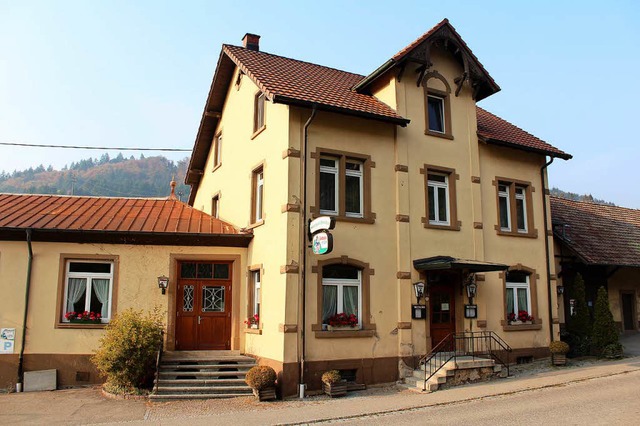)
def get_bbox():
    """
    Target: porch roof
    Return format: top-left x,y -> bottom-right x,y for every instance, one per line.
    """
413,256 -> 508,272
